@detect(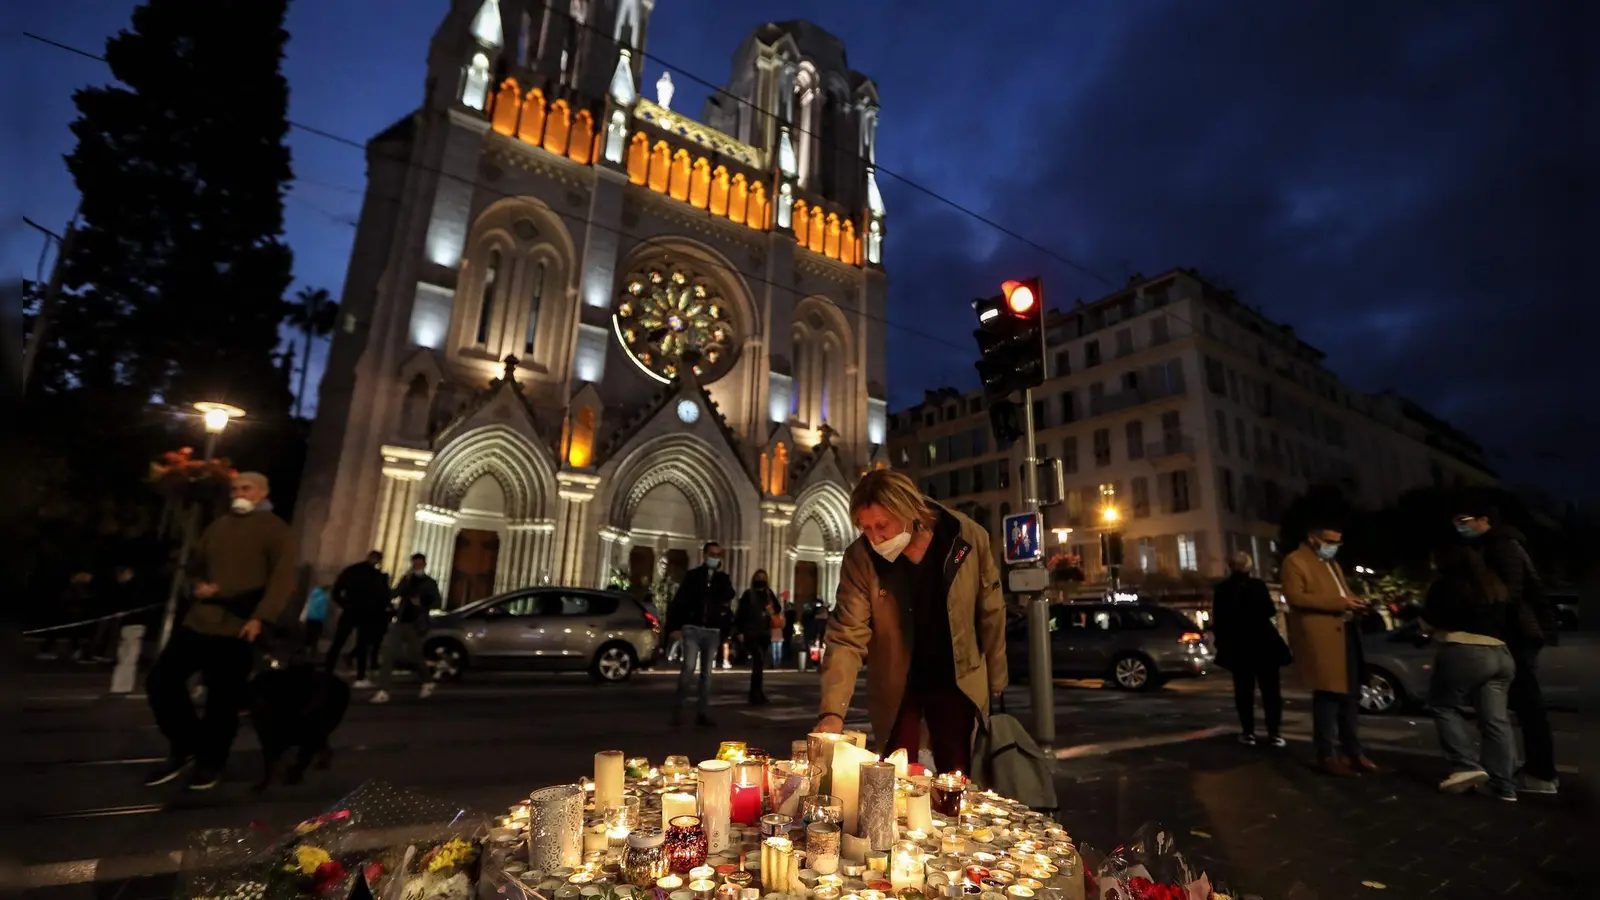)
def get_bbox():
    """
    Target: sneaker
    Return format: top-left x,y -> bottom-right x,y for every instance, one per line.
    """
352,679 -> 375,689
1473,783 -> 1517,802
1439,769 -> 1490,793
1518,773 -> 1560,795
186,766 -> 222,791
1237,733 -> 1258,746
1267,736 -> 1288,748
144,755 -> 194,787
370,690 -> 391,704
419,682 -> 436,699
